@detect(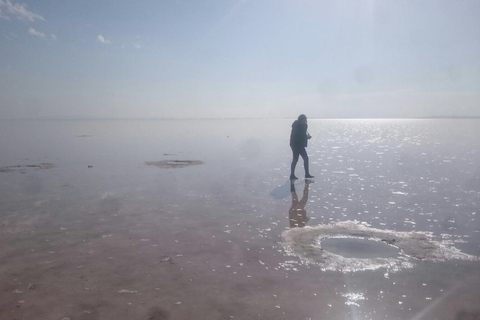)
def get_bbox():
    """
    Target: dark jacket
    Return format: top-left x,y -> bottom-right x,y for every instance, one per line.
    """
290,120 -> 308,149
